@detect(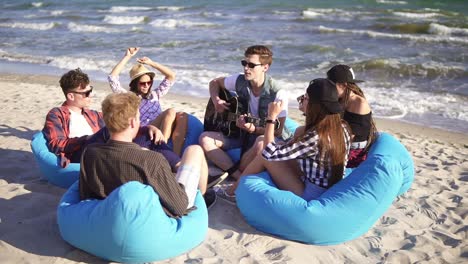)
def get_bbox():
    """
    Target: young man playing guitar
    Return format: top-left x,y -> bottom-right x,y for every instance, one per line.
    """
199,45 -> 291,202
